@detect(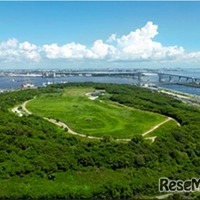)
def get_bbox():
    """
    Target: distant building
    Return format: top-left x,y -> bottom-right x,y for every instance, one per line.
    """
21,83 -> 35,89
